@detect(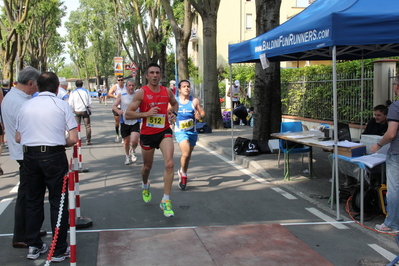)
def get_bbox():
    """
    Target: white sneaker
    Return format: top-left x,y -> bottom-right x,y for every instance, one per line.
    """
121,138 -> 124,144
131,152 -> 137,162
115,135 -> 120,143
51,246 -> 70,262
27,243 -> 48,260
124,156 -> 130,165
